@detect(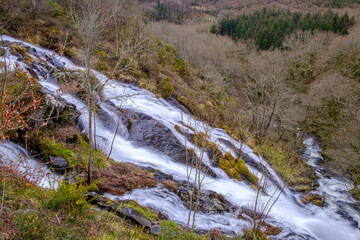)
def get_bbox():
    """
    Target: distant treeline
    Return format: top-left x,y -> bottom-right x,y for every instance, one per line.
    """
215,9 -> 355,50
154,0 -> 186,23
